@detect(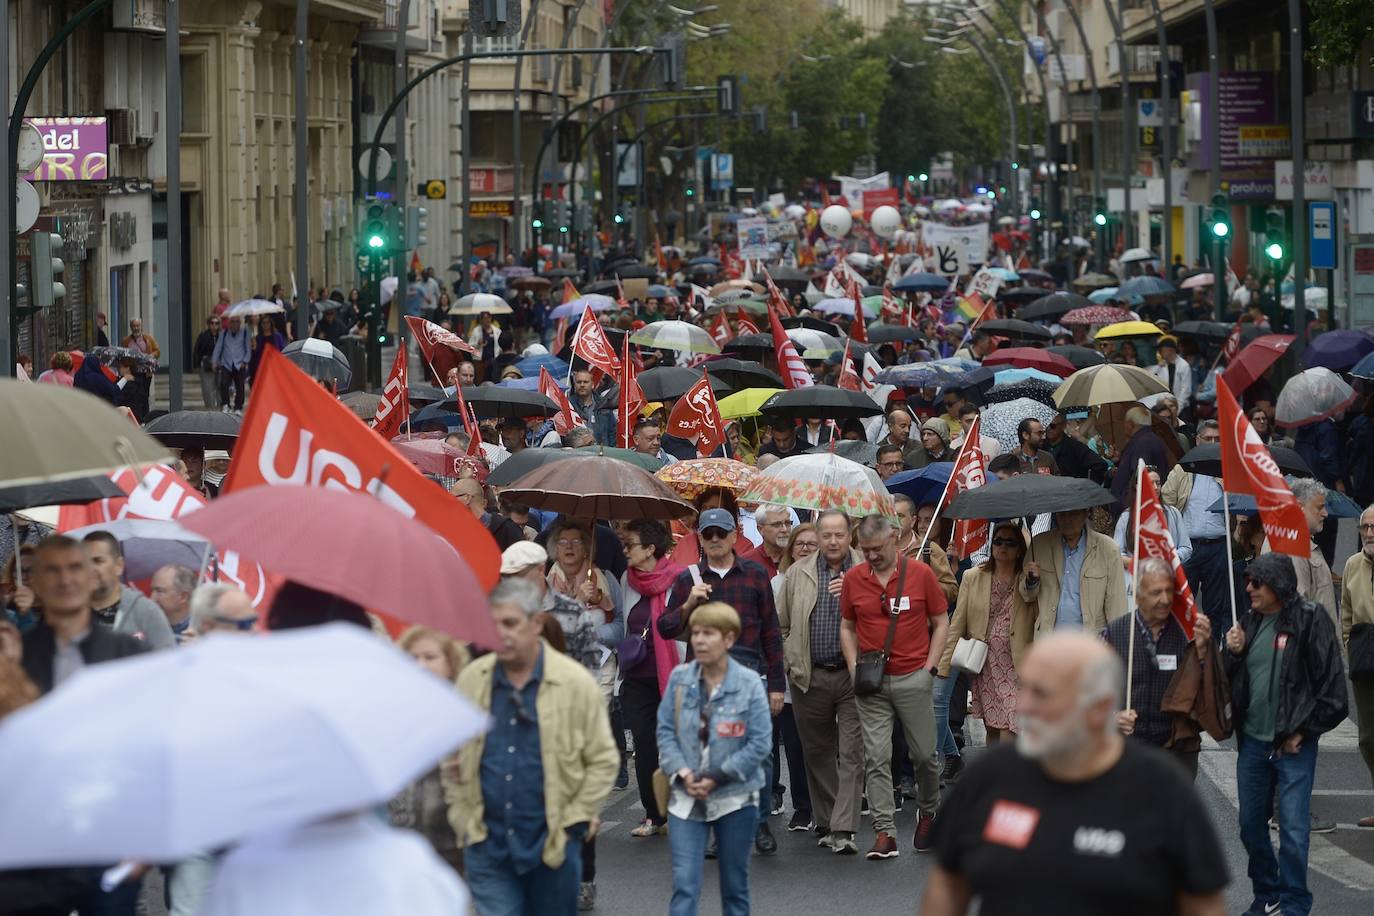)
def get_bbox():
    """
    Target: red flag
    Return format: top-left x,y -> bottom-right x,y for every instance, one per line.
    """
1131,458 -> 1200,639
880,284 -> 903,322
452,378 -> 478,438
655,235 -> 668,271
561,278 -> 580,305
409,250 -> 422,275
617,335 -> 646,449
404,315 -> 477,359
946,415 -> 989,559
540,366 -> 586,436
837,340 -> 861,392
224,348 -> 500,587
737,317 -> 760,335
1217,376 -> 1310,557
850,282 -> 868,343
466,425 -> 485,457
762,269 -> 795,317
372,346 -> 409,441
709,311 -> 734,347
615,278 -> 630,310
551,317 -> 569,355
768,300 -> 813,389
820,181 -> 832,208
667,371 -> 726,457
1222,319 -> 1243,361
571,304 -> 621,377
